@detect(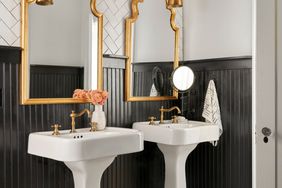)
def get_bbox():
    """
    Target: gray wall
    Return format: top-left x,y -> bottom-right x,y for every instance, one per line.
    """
133,0 -> 183,62
29,0 -> 85,67
183,0 -> 252,60
133,0 -> 174,63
